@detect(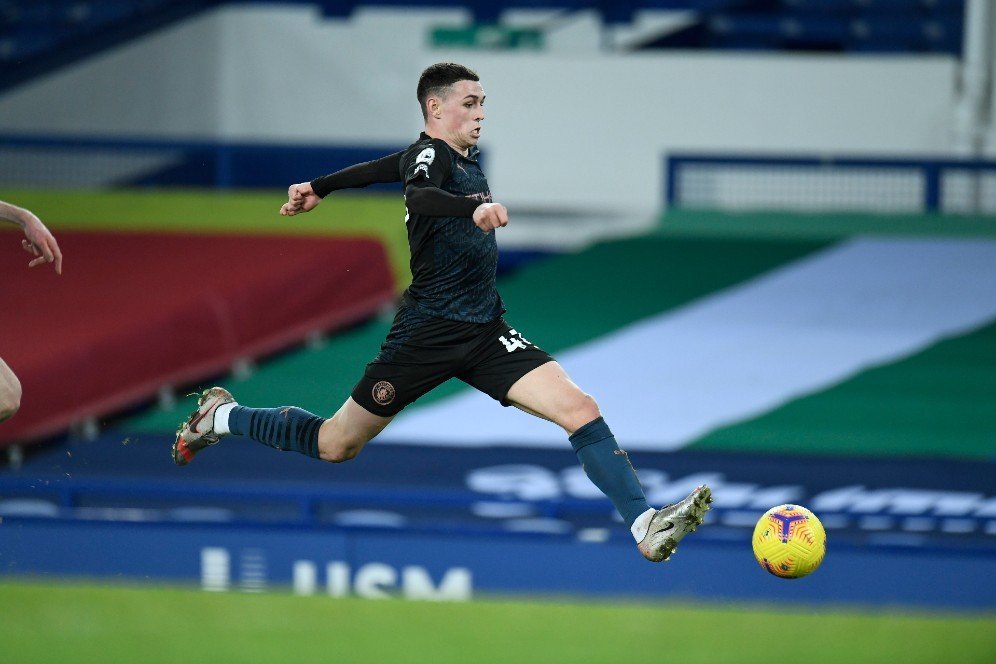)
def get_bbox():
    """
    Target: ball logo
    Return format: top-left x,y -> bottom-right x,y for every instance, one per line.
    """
372,381 -> 396,406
